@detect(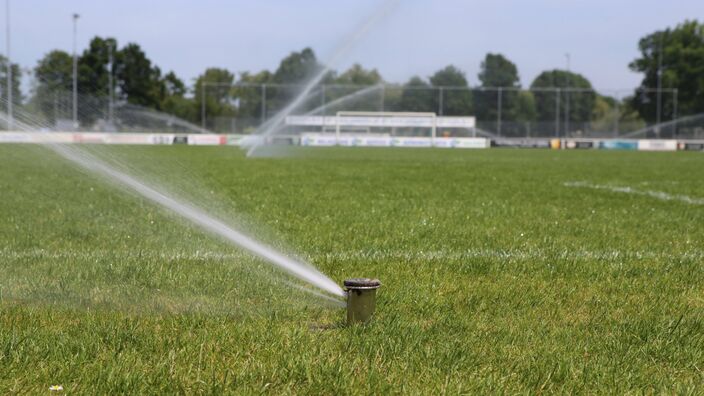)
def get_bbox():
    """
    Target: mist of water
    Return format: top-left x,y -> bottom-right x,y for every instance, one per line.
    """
242,0 -> 399,156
